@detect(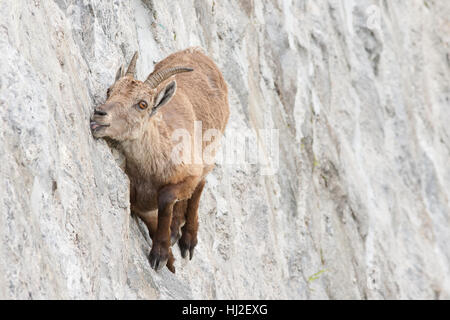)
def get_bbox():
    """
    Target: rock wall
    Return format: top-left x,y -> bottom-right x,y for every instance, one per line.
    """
0,0 -> 449,299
